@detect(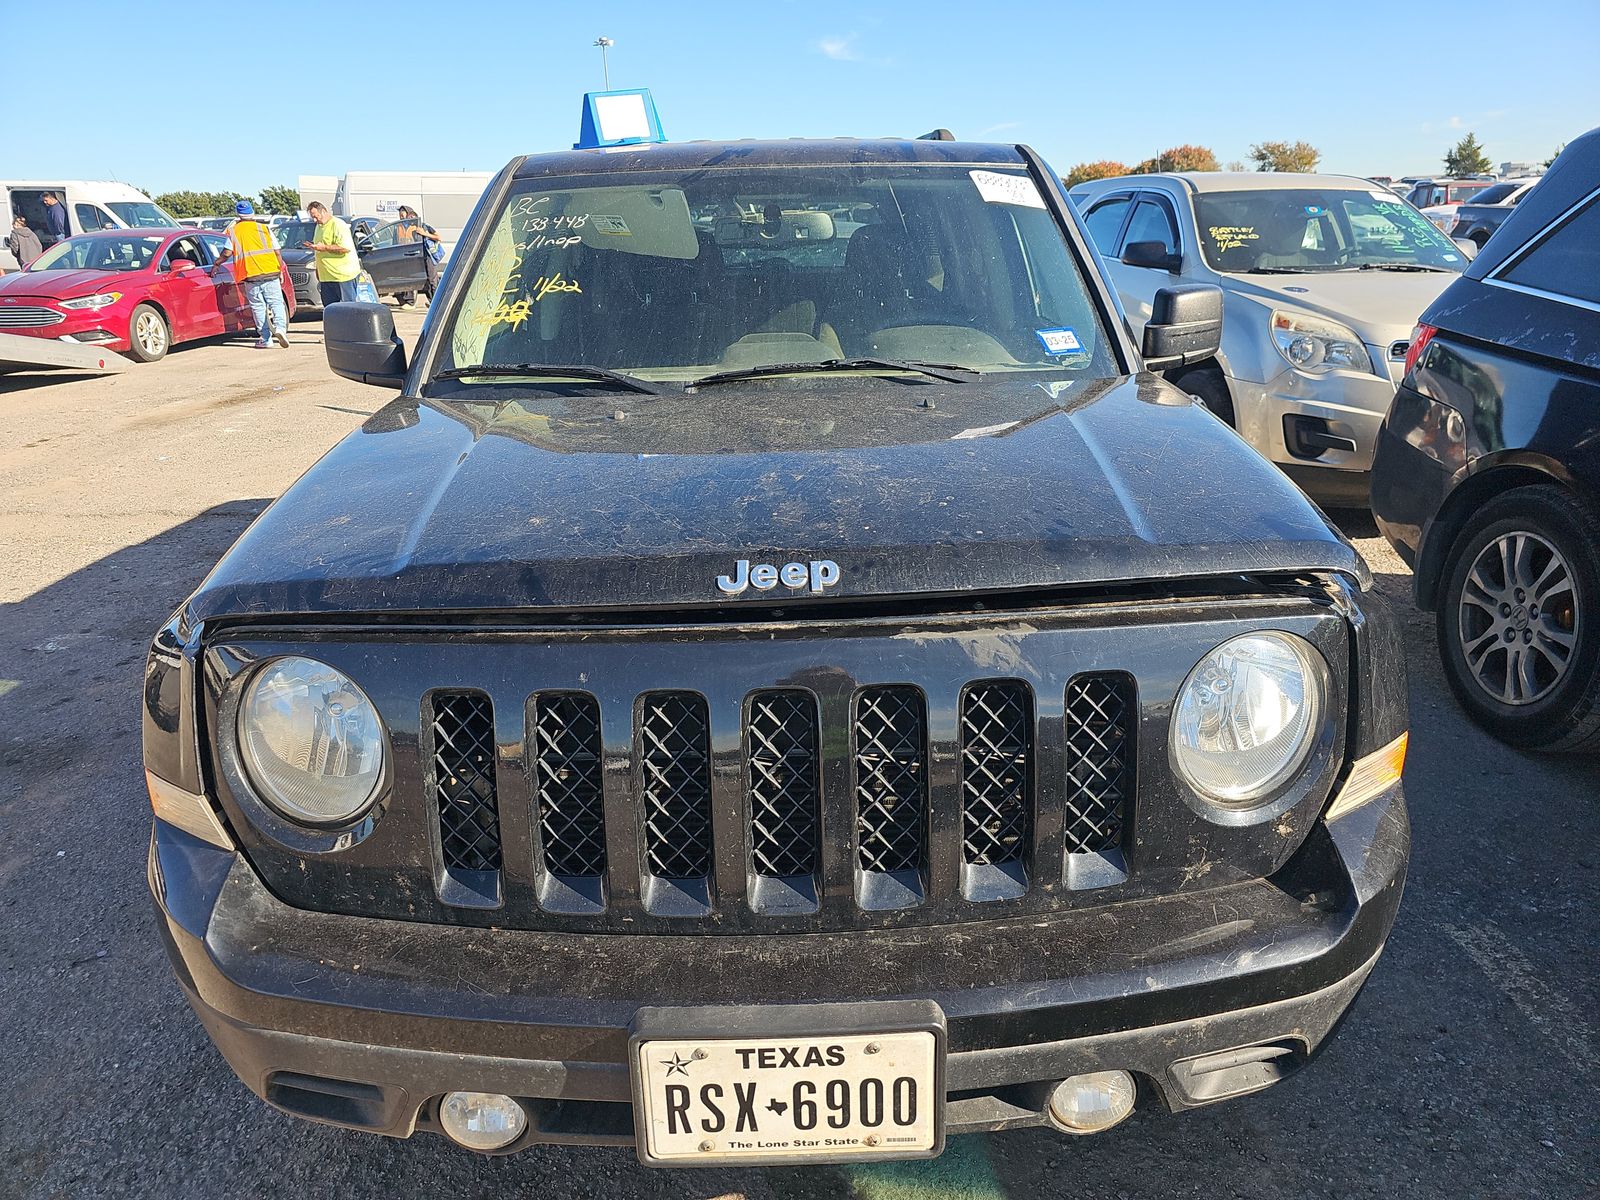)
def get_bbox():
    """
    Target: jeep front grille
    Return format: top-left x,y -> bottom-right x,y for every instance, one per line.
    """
853,686 -> 928,877
638,692 -> 714,881
428,692 -> 501,872
1063,674 -> 1135,854
960,681 -> 1033,868
747,691 -> 821,881
532,692 -> 606,878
